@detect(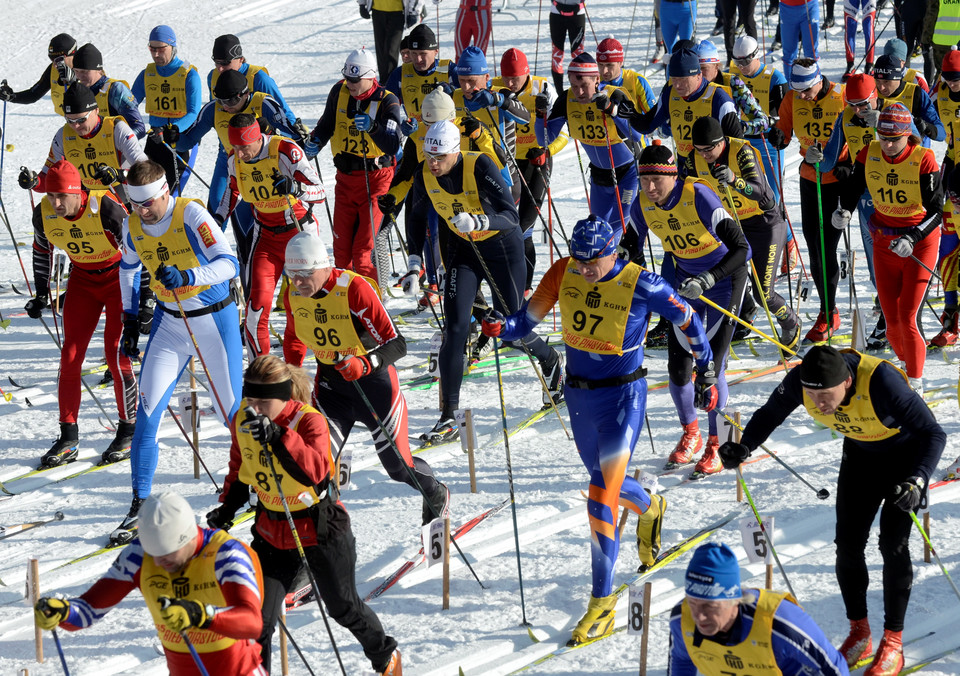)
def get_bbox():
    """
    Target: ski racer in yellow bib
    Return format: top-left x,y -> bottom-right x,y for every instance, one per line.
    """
70,43 -> 145,139
669,542 -> 848,676
0,33 -> 76,116
33,491 -> 266,676
719,345 -> 946,676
